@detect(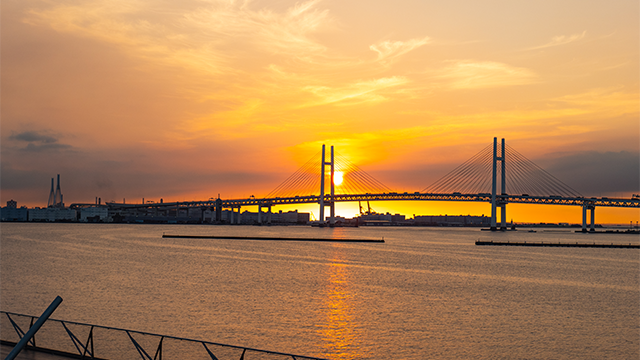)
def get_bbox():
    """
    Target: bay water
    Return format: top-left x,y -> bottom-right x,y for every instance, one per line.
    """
1,223 -> 638,359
